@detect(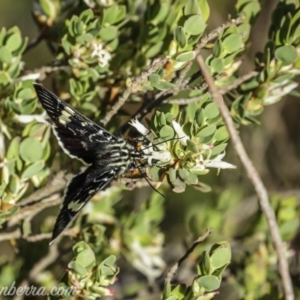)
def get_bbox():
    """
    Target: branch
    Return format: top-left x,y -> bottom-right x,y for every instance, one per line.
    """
8,194 -> 61,227
169,71 -> 258,105
101,56 -> 169,126
196,55 -> 294,300
165,228 -> 212,284
18,171 -> 69,206
0,228 -> 73,242
16,65 -> 70,83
